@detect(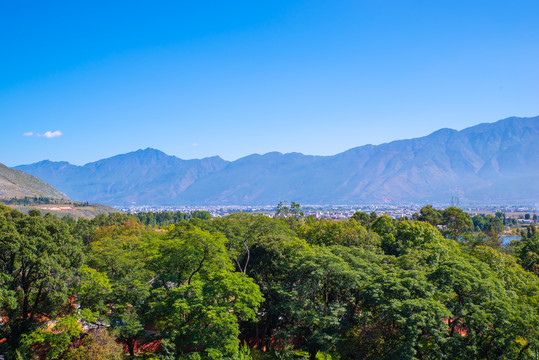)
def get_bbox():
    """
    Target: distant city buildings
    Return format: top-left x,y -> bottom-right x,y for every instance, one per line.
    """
116,204 -> 537,221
